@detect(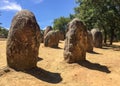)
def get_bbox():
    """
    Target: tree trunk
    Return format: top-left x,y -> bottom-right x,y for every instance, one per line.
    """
103,28 -> 107,44
110,28 -> 114,45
